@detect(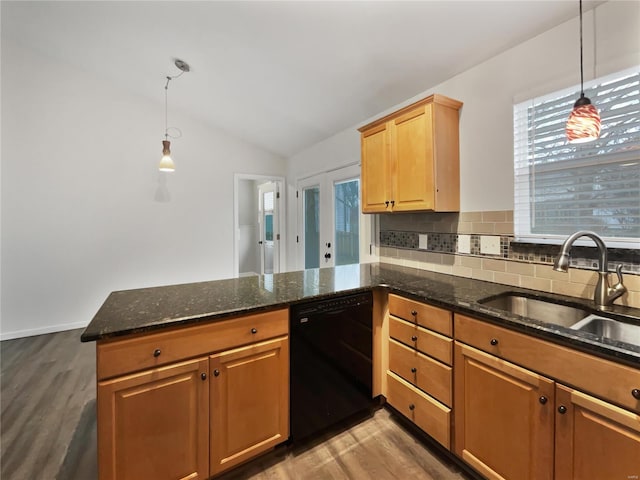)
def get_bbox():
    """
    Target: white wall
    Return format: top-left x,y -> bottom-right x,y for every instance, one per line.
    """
284,0 -> 640,263
1,39 -> 286,339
